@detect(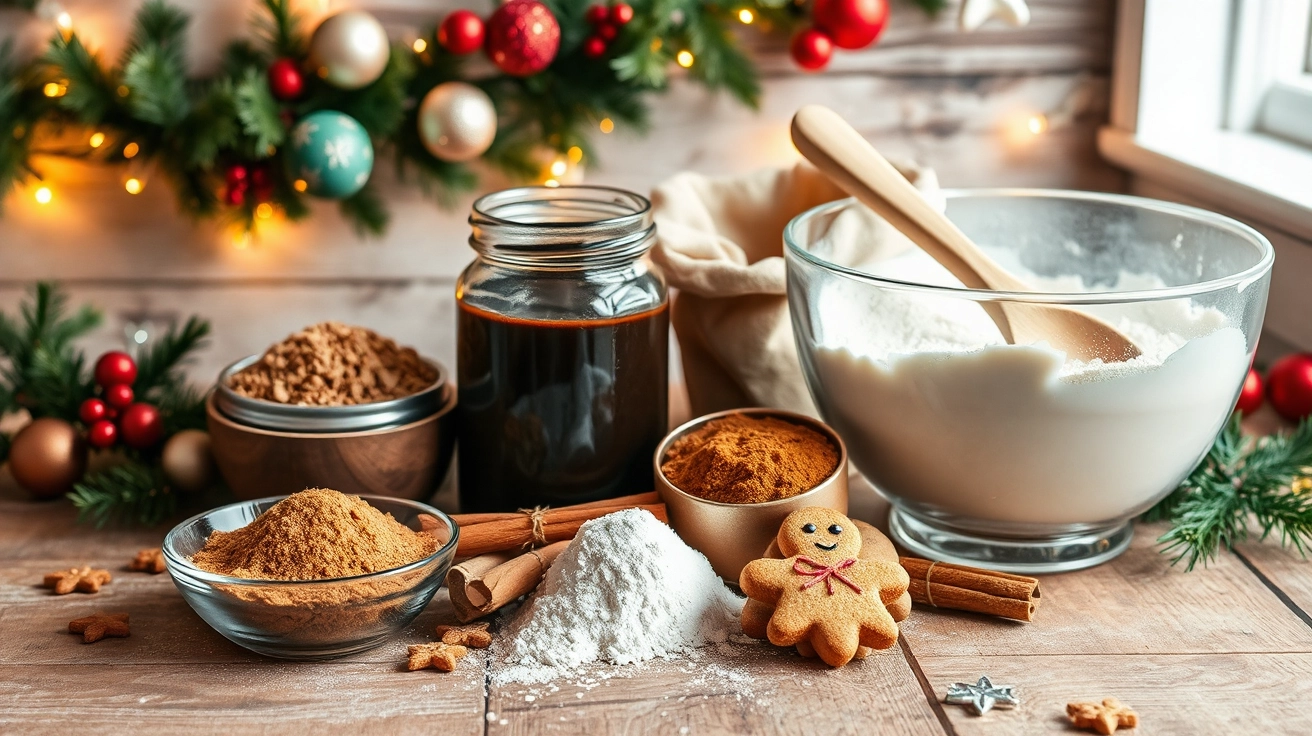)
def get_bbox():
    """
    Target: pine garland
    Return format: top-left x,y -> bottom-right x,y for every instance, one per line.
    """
1146,415 -> 1312,570
0,282 -> 212,526
0,0 -> 946,236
